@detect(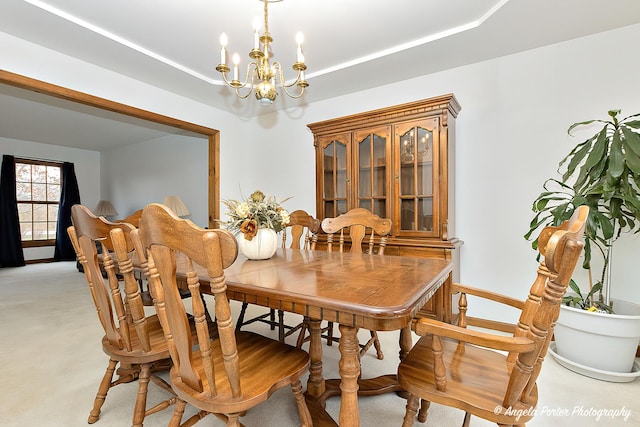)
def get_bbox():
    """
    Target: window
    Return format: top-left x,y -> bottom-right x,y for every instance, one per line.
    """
15,159 -> 62,247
